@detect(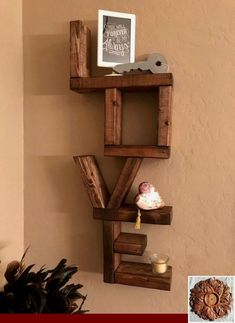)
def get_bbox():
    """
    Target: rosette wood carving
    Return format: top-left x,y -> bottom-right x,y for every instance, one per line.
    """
189,278 -> 233,321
